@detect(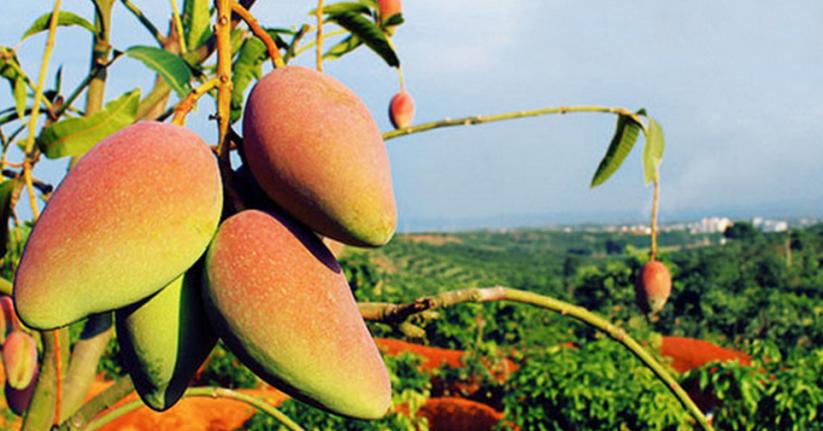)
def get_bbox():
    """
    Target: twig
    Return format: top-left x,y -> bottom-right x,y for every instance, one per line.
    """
214,0 -> 233,157
56,377 -> 134,431
169,0 -> 188,54
315,0 -> 324,72
360,286 -> 714,431
230,1 -> 284,68
383,105 -> 644,141
284,24 -> 311,63
171,77 -> 221,125
292,28 -> 346,58
119,0 -> 167,46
